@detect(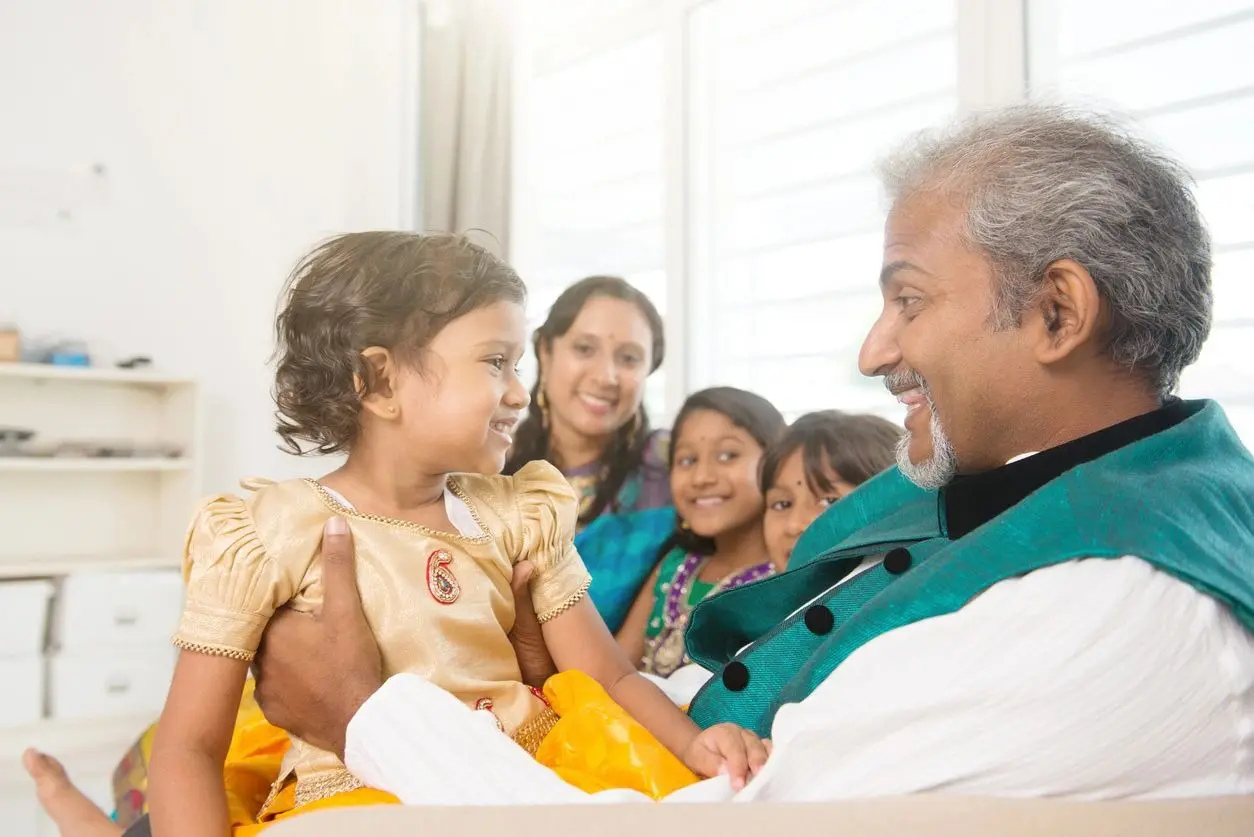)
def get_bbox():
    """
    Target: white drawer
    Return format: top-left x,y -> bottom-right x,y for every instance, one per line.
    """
48,648 -> 175,721
53,569 -> 184,652
0,655 -> 44,729
0,579 -> 54,656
